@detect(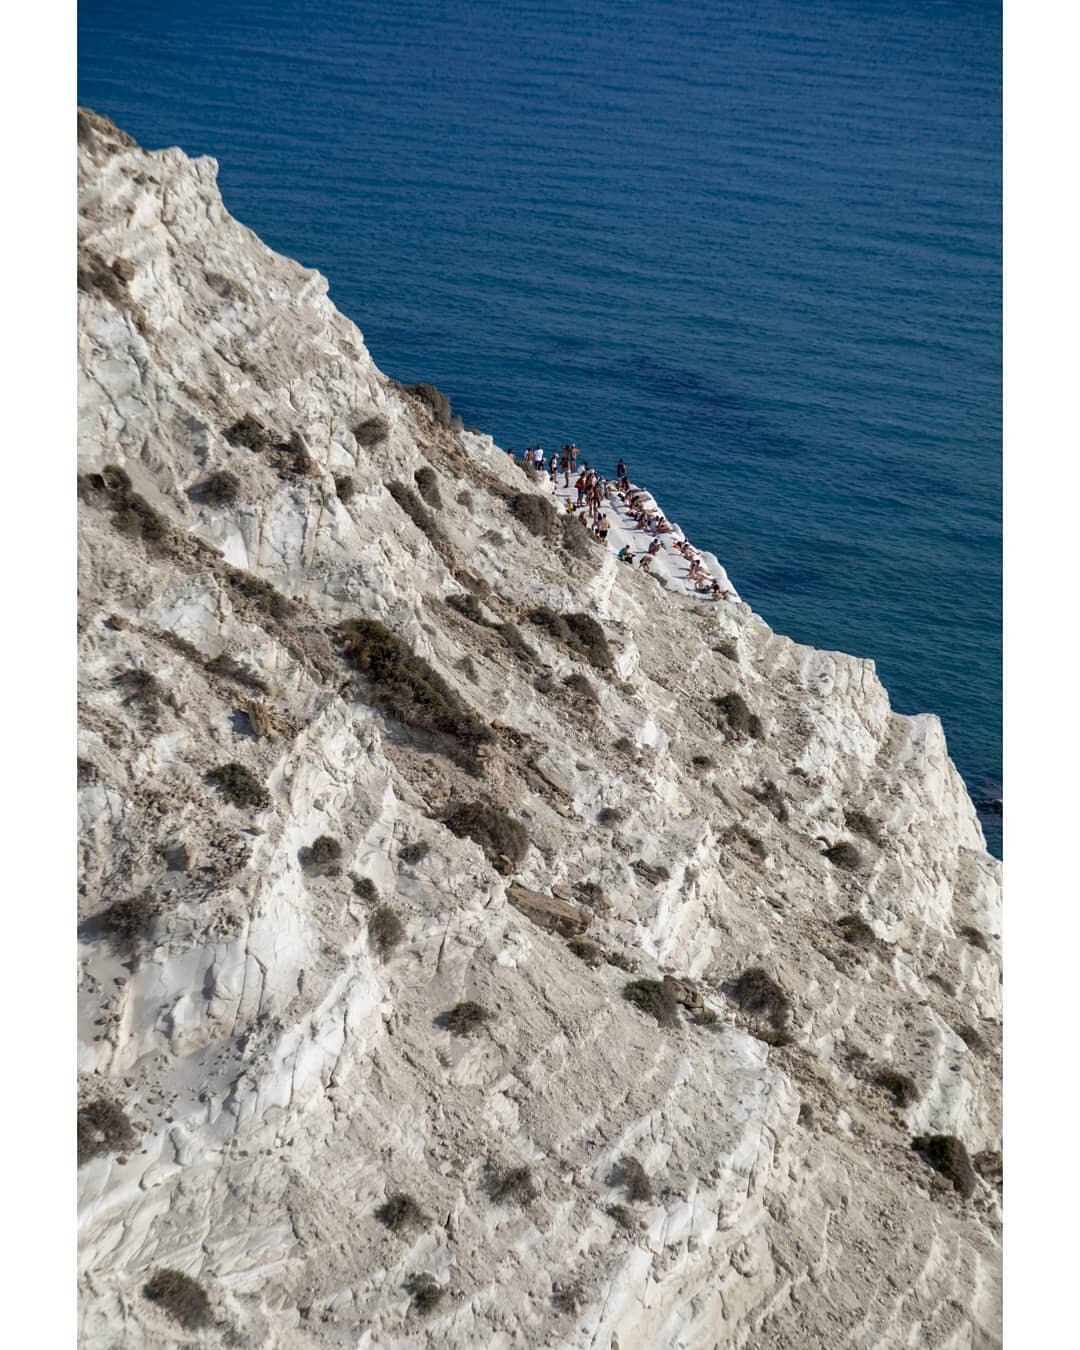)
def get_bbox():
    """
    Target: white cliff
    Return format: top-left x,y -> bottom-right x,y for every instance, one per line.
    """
76,109 -> 1002,1349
